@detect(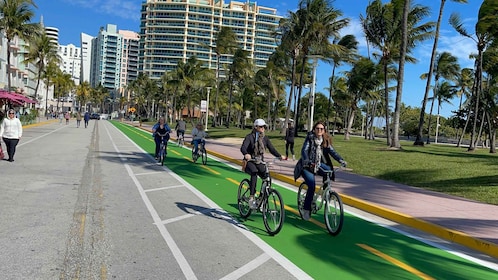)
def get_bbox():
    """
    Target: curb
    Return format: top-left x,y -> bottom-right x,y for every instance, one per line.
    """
123,121 -> 498,259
